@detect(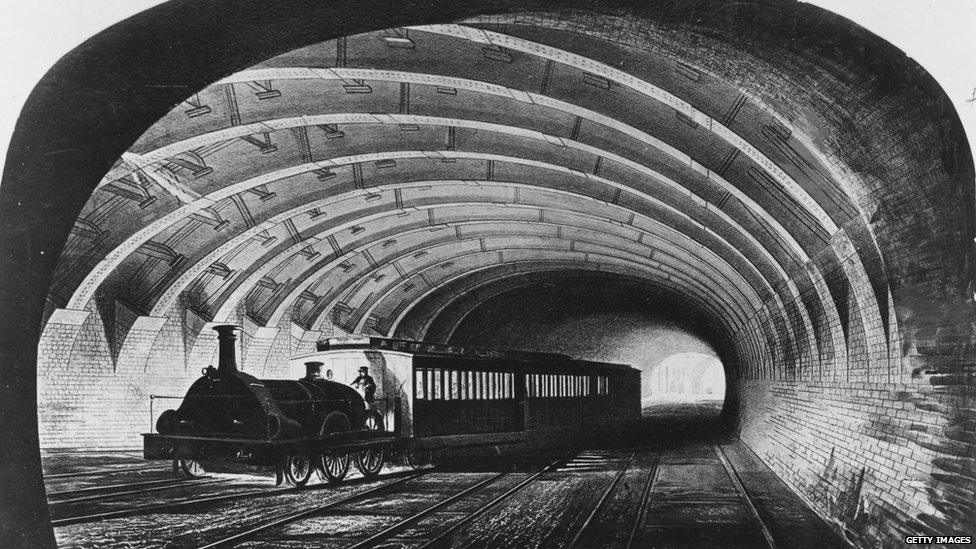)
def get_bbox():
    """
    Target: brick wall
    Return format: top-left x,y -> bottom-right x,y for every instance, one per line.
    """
732,274 -> 974,544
